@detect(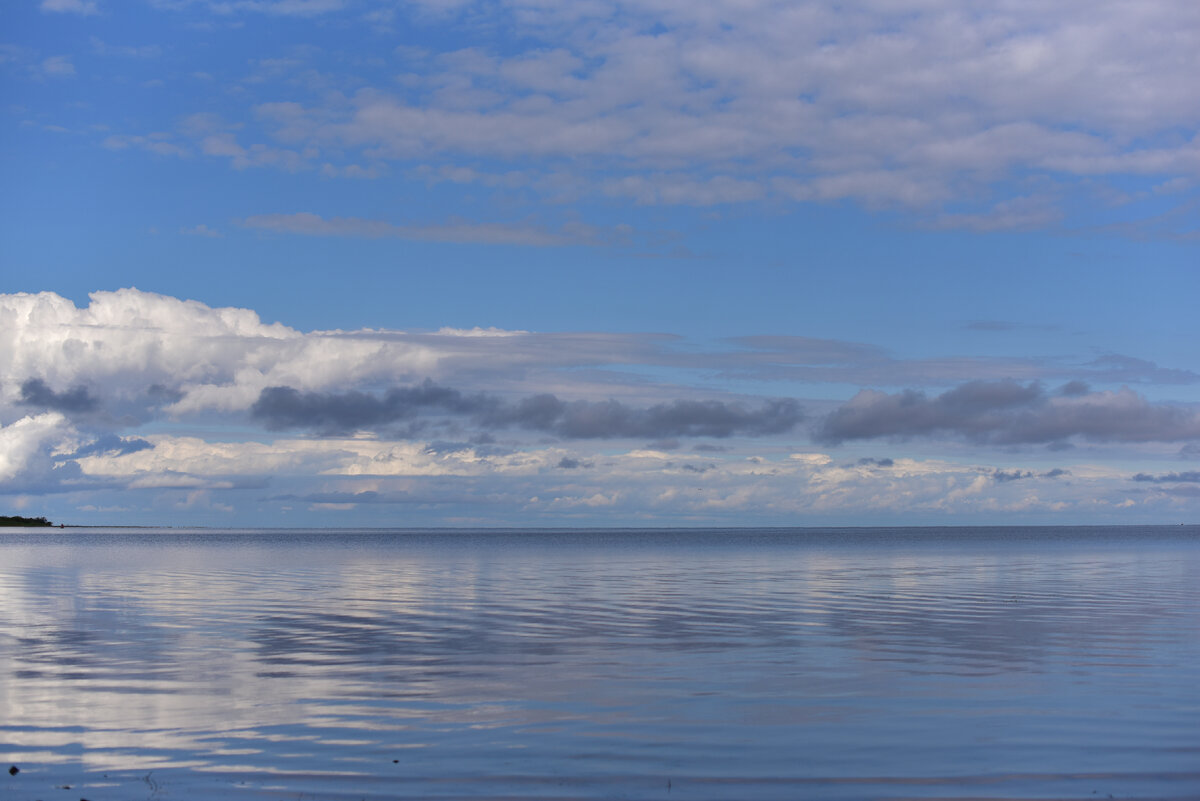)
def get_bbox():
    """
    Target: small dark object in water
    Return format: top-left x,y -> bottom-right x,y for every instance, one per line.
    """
7,765 -> 17,775
393,759 -> 398,763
